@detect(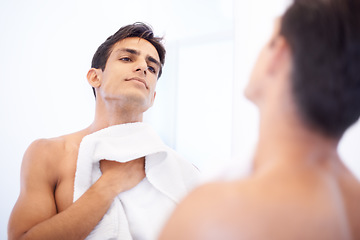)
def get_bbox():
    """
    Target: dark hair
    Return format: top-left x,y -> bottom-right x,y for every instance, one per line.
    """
280,0 -> 360,138
91,22 -> 166,97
